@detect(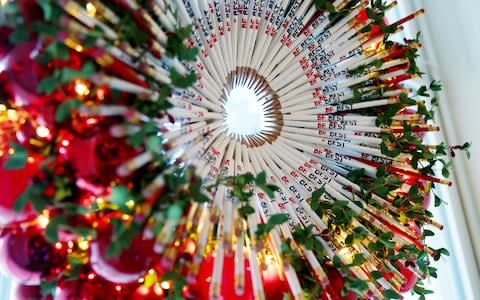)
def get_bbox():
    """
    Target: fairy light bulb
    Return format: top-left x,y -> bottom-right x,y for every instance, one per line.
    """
160,281 -> 172,290
36,125 -> 50,138
74,80 -> 90,96
37,214 -> 50,229
86,2 -> 96,17
78,238 -> 90,251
